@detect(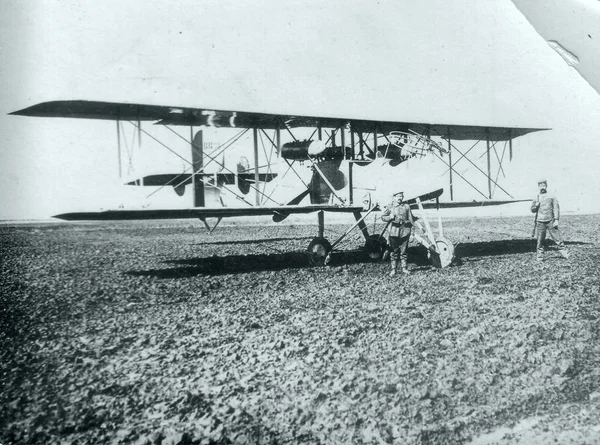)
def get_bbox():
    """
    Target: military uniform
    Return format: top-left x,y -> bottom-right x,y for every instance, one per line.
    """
381,198 -> 414,276
531,180 -> 569,261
